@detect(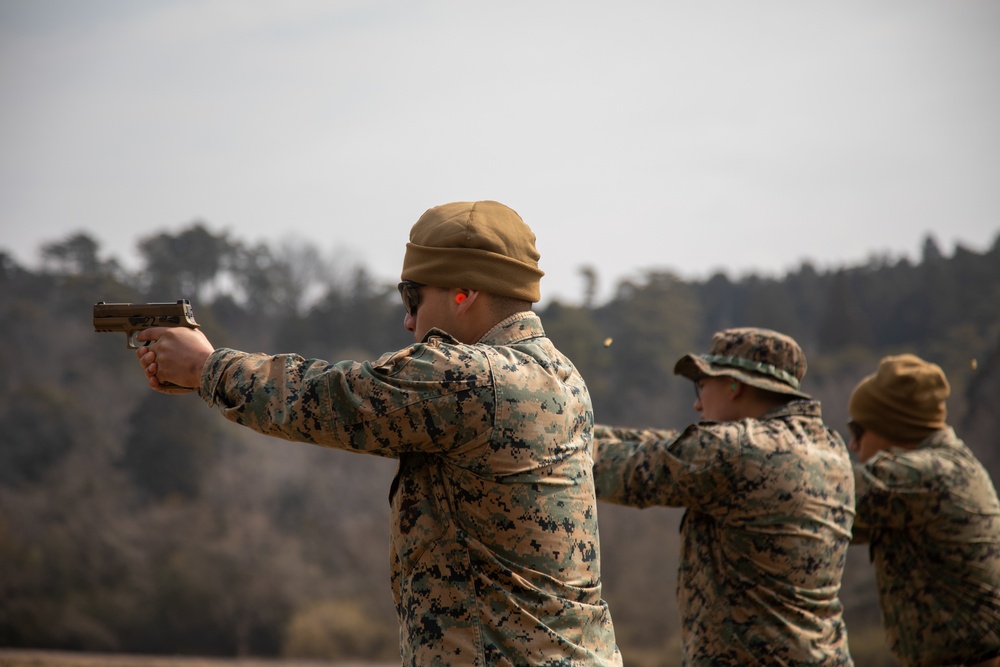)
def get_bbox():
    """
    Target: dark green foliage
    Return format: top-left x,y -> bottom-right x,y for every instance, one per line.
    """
0,384 -> 83,486
0,222 -> 997,665
817,271 -> 875,353
581,271 -> 701,426
120,393 -> 221,502
137,224 -> 236,302
274,265 -> 411,361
